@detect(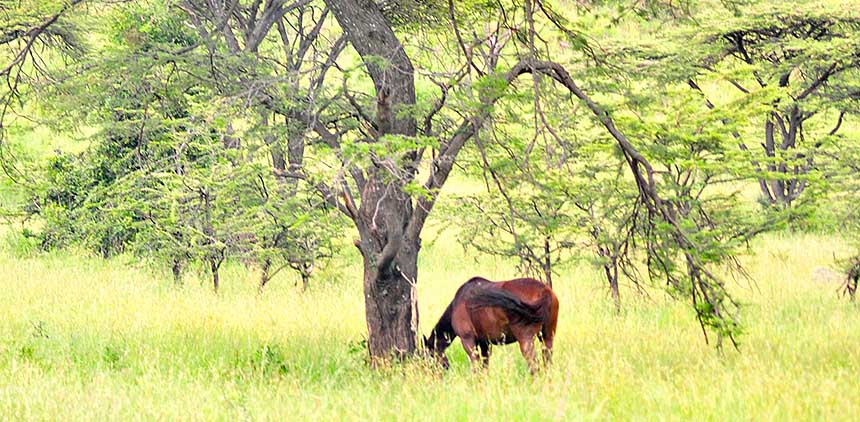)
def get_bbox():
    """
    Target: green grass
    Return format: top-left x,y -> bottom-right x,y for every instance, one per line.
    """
0,228 -> 859,420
